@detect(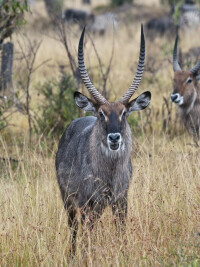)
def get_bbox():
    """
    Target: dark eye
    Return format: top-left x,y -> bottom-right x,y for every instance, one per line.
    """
122,111 -> 127,117
99,111 -> 105,119
187,78 -> 192,84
